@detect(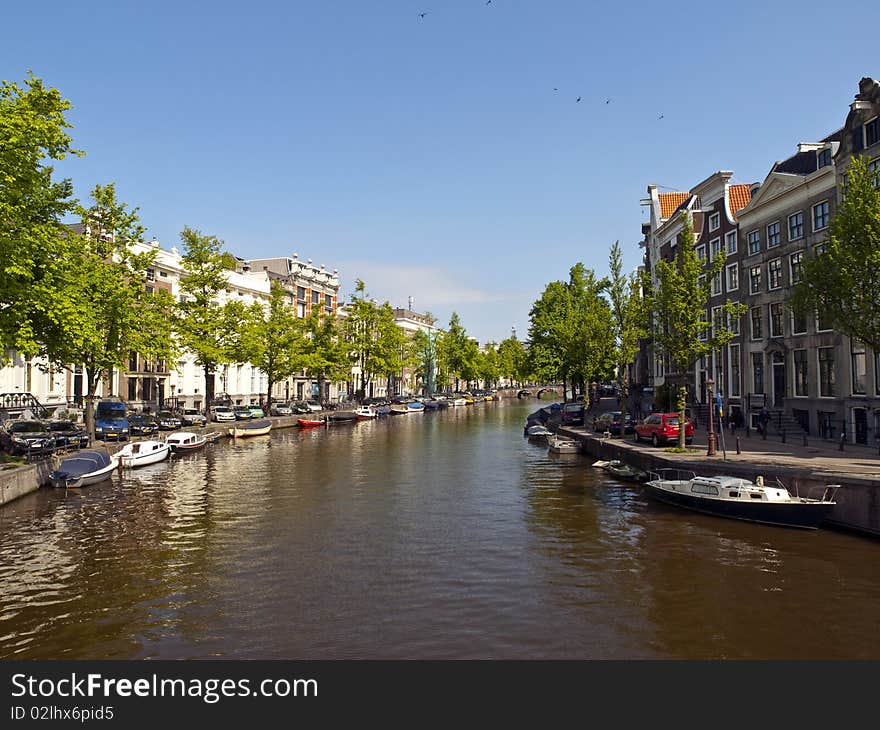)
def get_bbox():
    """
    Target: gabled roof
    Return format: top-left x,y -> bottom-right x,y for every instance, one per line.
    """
727,184 -> 752,215
658,192 -> 689,219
